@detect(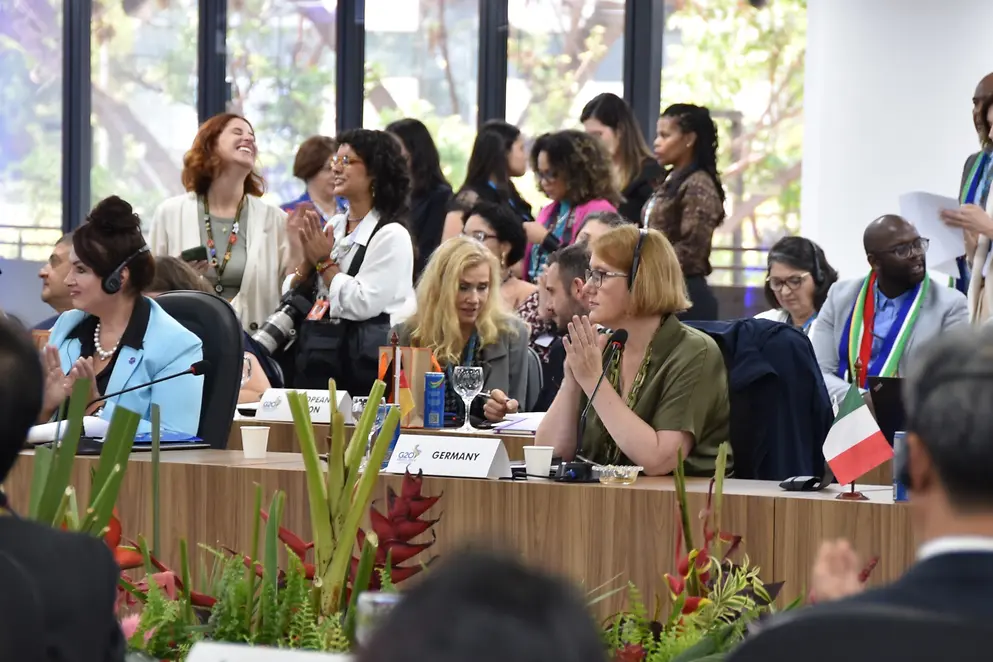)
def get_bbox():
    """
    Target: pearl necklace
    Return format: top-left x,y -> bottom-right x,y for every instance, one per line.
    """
93,322 -> 120,361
